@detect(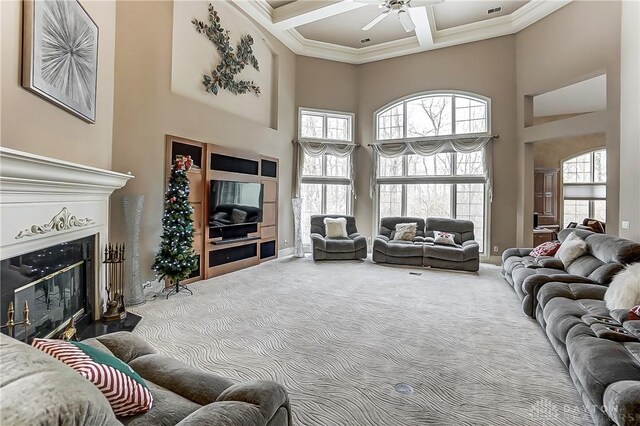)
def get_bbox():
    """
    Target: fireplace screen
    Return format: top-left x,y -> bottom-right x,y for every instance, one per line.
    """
1,235 -> 94,342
